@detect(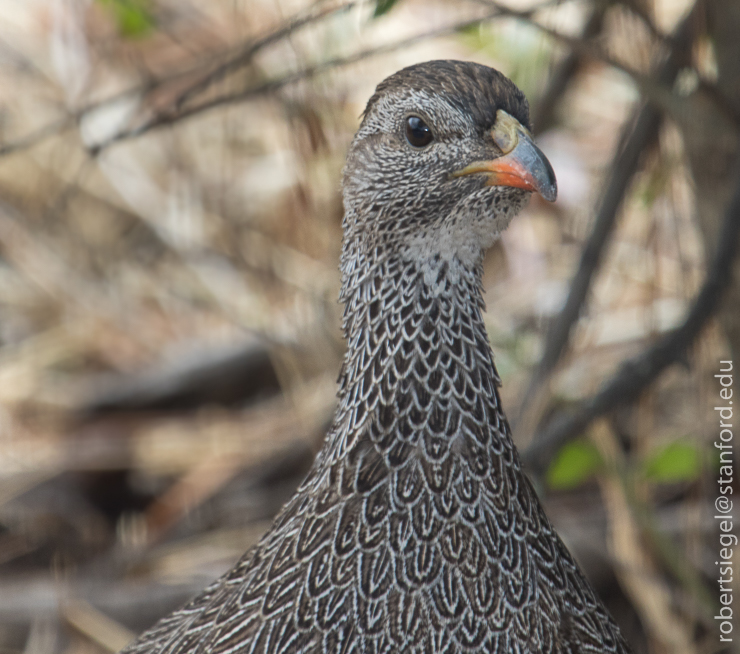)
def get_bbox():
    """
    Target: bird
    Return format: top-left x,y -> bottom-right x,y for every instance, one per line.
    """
121,60 -> 632,654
